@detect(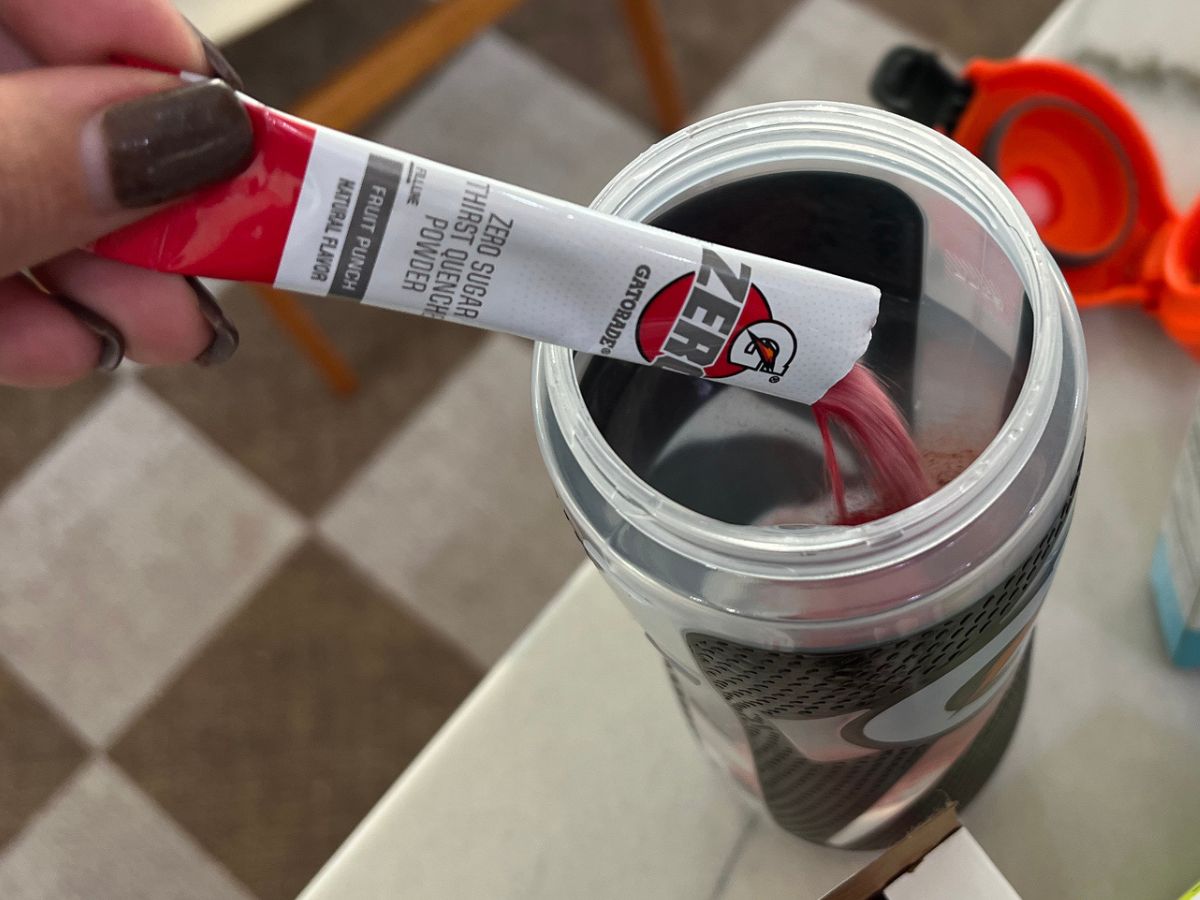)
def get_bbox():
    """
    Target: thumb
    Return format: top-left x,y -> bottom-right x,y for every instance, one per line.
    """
0,66 -> 254,276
